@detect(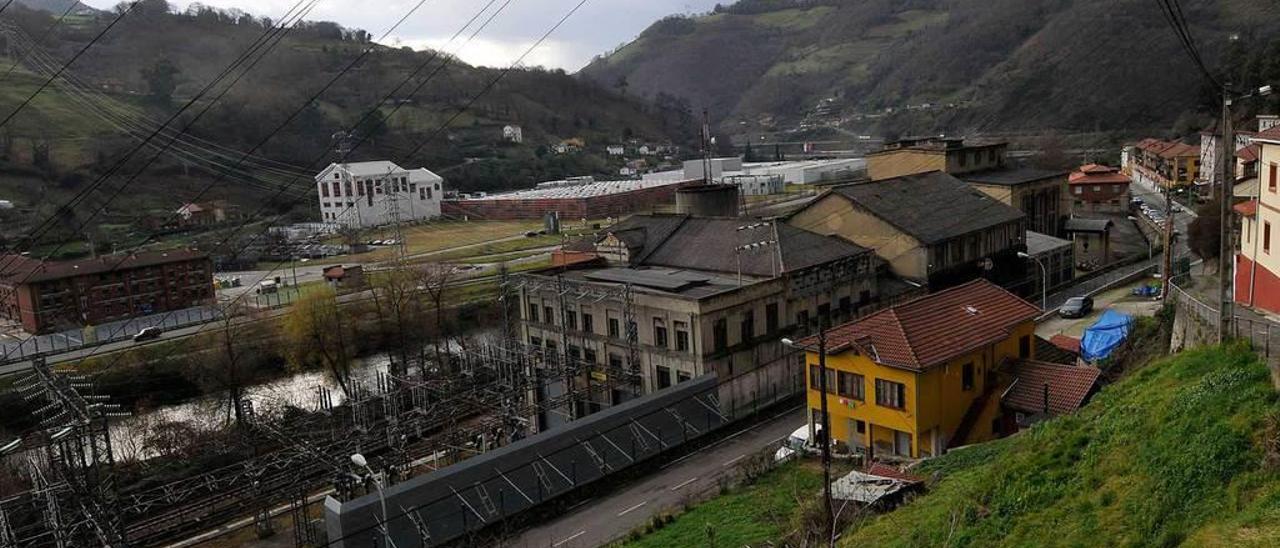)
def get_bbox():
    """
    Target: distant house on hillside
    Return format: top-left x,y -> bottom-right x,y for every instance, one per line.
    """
176,201 -> 235,226
607,145 -> 625,156
502,125 -> 523,144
